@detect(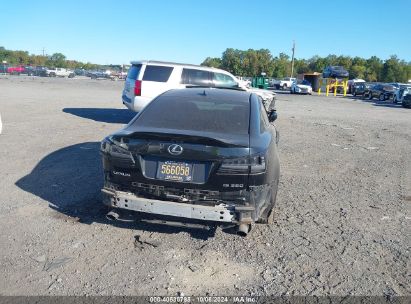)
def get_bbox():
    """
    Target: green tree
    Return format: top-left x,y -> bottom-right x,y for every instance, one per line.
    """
243,49 -> 258,76
201,57 -> 222,68
294,58 -> 310,74
350,65 -> 366,79
255,49 -> 274,76
272,53 -> 290,78
365,56 -> 383,82
381,55 -> 406,82
221,48 -> 244,76
307,56 -> 327,72
47,53 -> 67,68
